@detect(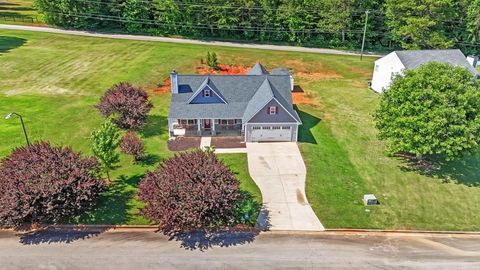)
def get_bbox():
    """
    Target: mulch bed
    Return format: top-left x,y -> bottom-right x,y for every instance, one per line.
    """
168,137 -> 201,151
211,136 -> 246,149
